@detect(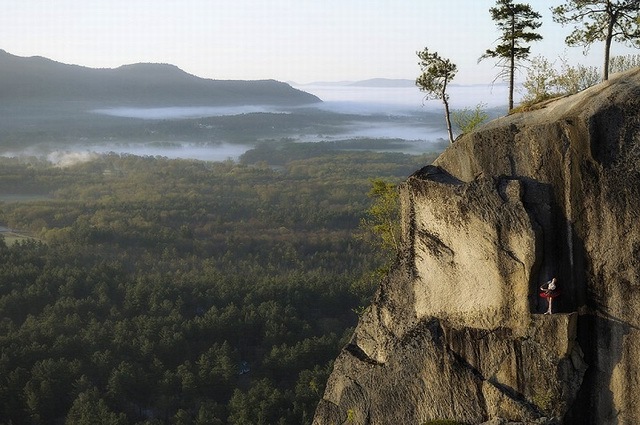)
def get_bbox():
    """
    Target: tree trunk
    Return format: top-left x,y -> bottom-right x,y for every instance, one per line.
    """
440,77 -> 455,144
509,13 -> 516,111
443,94 -> 454,144
509,53 -> 515,111
604,37 -> 611,81
604,16 -> 615,80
